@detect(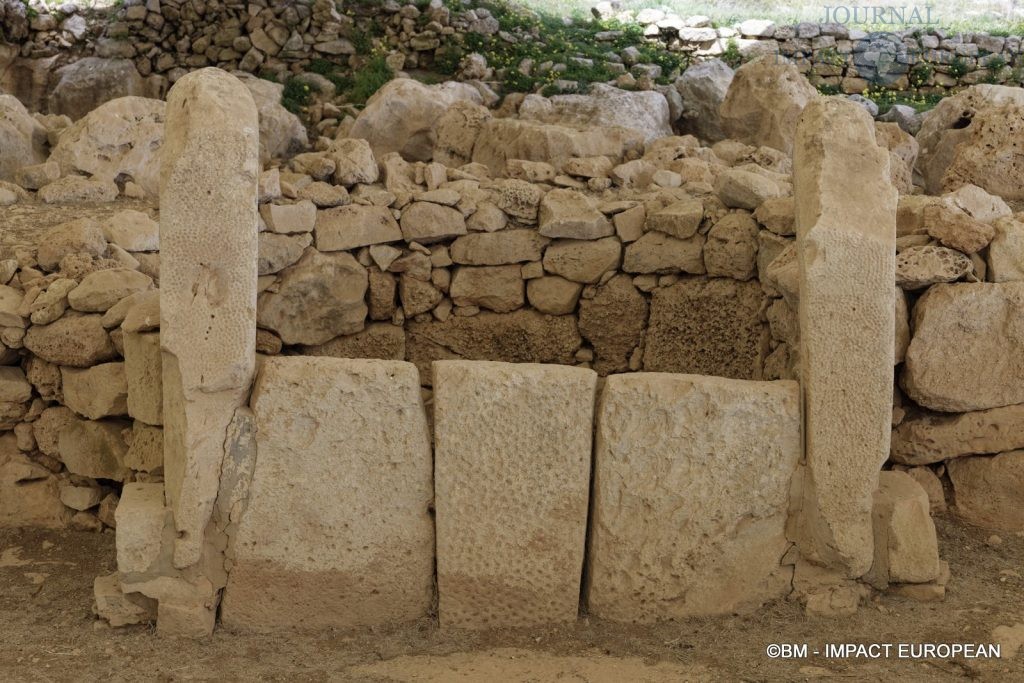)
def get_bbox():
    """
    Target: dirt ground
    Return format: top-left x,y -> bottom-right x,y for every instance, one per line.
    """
0,200 -> 156,248
0,515 -> 1021,682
